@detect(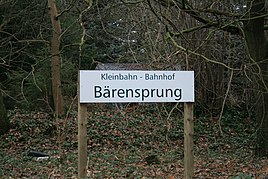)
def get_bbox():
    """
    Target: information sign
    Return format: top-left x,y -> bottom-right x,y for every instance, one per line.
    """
79,70 -> 194,103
